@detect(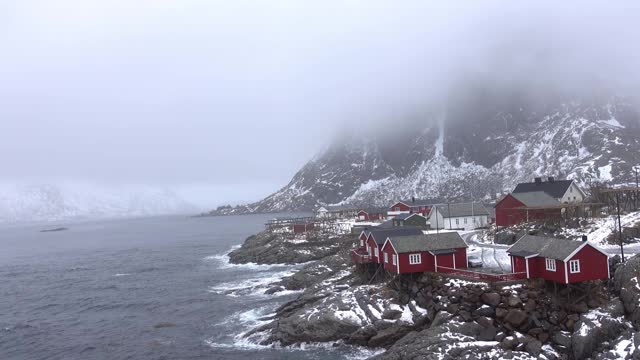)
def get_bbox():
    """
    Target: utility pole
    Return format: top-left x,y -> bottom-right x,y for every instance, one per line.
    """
616,192 -> 625,262
448,203 -> 452,229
